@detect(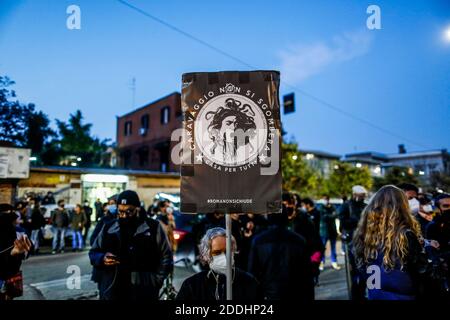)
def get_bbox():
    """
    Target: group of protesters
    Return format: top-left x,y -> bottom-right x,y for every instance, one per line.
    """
1,183 -> 449,301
